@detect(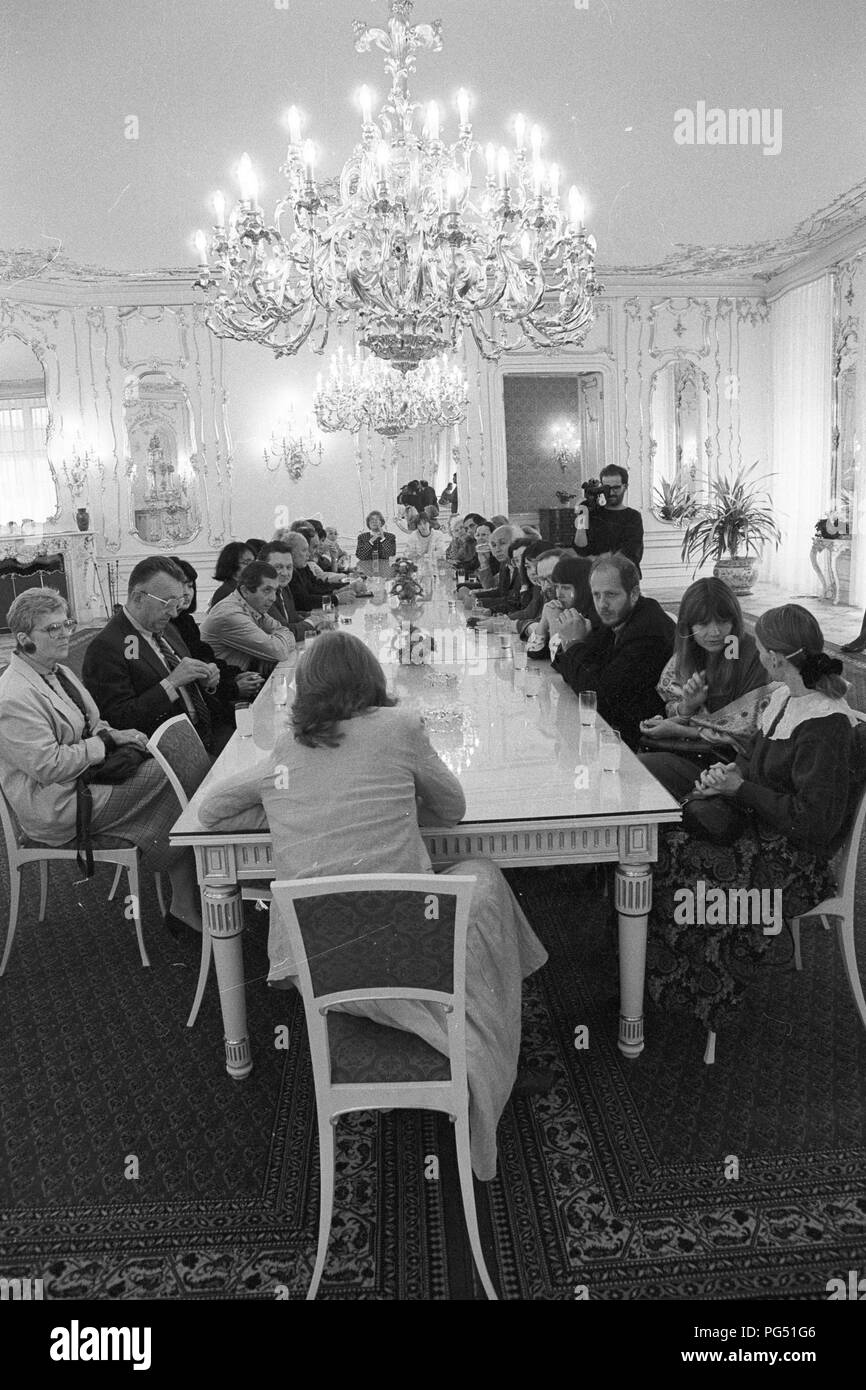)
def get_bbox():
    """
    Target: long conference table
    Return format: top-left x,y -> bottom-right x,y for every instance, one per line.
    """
171,582 -> 681,1080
